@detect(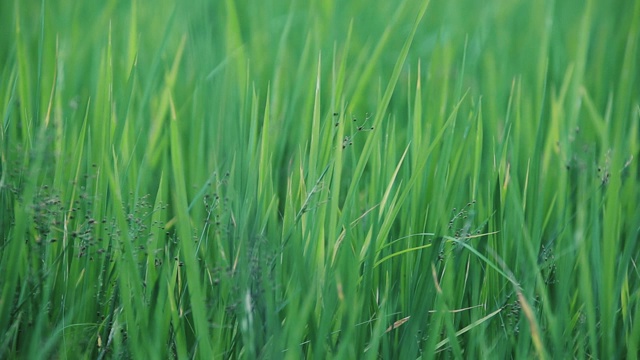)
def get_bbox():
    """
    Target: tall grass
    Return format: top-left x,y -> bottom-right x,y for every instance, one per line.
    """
1,0 -> 639,358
